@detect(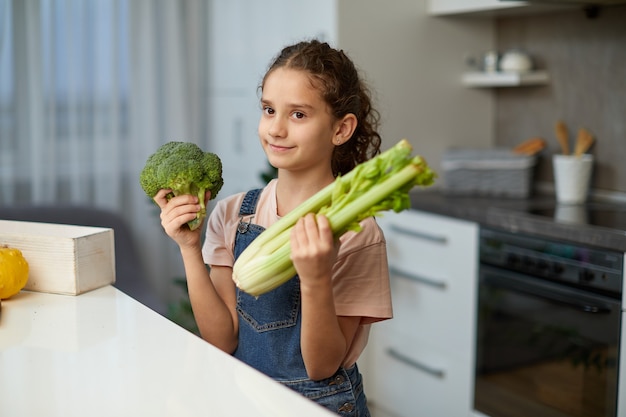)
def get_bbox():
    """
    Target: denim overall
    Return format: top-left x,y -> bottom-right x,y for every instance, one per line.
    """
233,189 -> 370,417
